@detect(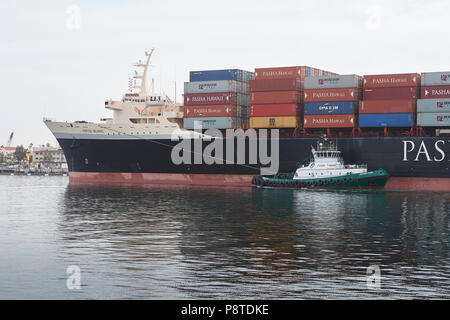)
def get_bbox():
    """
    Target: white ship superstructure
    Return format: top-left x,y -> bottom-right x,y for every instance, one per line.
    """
294,139 -> 367,180
45,49 -> 189,140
